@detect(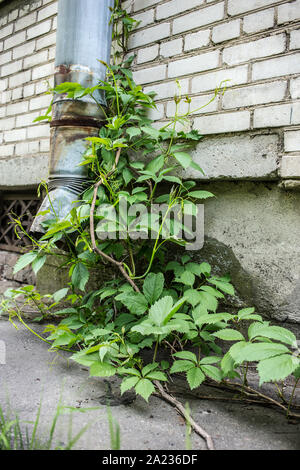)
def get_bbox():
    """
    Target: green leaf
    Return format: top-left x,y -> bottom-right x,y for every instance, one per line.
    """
43,220 -> 73,238
177,271 -> 195,287
71,263 -> 89,291
163,297 -> 187,325
173,351 -> 197,363
237,307 -> 255,319
230,342 -> 290,364
293,366 -> 300,379
163,175 -> 182,185
13,252 -> 38,274
188,191 -> 214,199
53,287 -> 69,303
126,127 -> 142,139
194,312 -> 233,326
200,286 -> 224,299
201,365 -> 222,382
145,371 -> 168,381
117,367 -> 141,377
143,273 -> 164,305
122,168 -> 134,185
189,161 -> 204,174
31,255 -> 47,275
121,376 -> 140,395
220,351 -> 236,375
70,351 -> 99,367
258,354 -> 299,385
142,362 -> 159,377
208,279 -> 235,296
213,329 -> 244,341
146,155 -> 164,174
141,126 -> 160,140
135,378 -> 155,402
250,326 -> 297,347
200,356 -> 221,365
148,296 -> 173,327
89,361 -> 116,377
187,367 -> 205,390
51,331 -> 77,347
116,291 -> 148,316
173,152 -> 192,169
170,360 -> 195,374
248,321 -> 269,341
184,289 -> 202,307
